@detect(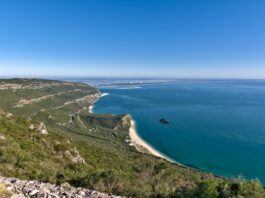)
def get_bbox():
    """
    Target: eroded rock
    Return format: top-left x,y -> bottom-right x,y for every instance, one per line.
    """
28,124 -> 35,130
0,134 -> 5,140
83,114 -> 132,131
65,147 -> 86,164
35,122 -> 48,135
